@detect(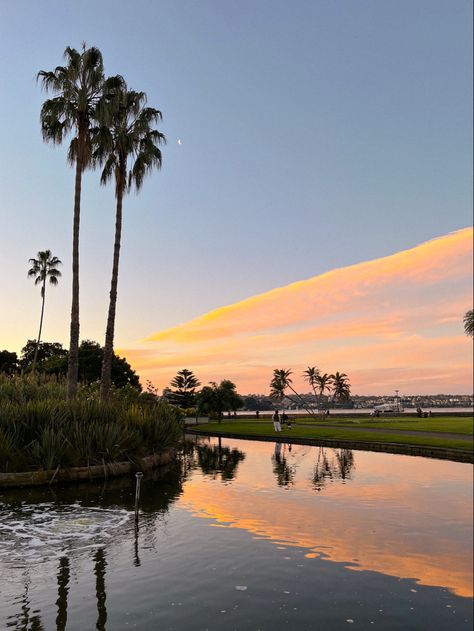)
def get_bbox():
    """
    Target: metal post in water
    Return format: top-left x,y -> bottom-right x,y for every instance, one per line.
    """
134,472 -> 143,522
